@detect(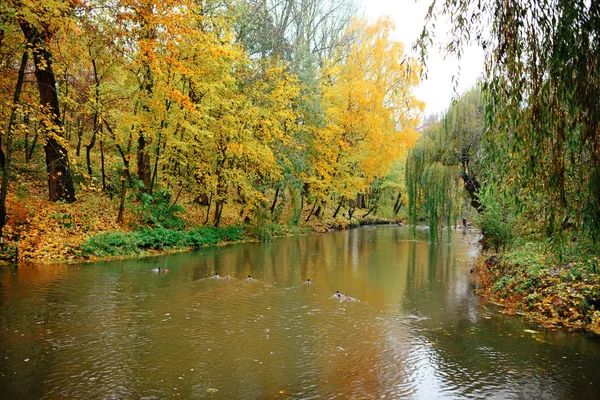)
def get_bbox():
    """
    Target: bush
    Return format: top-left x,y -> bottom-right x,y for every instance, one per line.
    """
135,189 -> 185,229
80,226 -> 247,257
80,231 -> 142,257
476,187 -> 514,253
